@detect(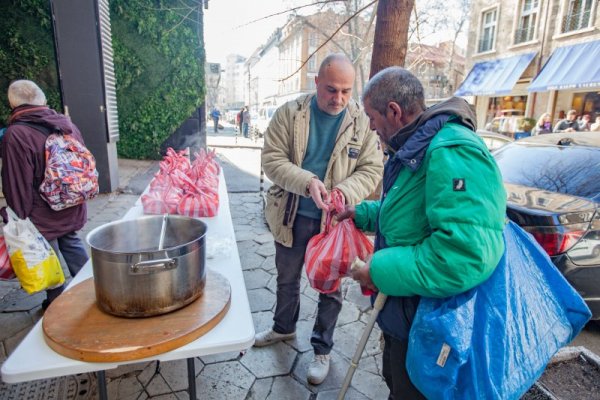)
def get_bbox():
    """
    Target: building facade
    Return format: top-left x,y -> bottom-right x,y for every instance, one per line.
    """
458,0 -> 600,129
